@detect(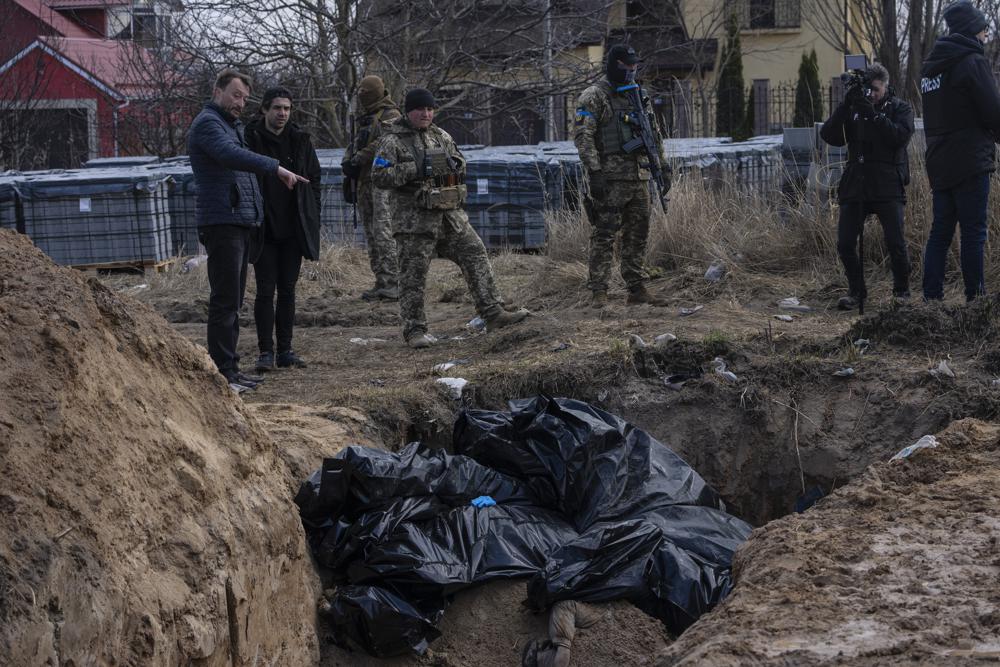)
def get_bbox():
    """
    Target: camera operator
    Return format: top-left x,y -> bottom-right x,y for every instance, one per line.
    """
920,0 -> 1000,302
821,62 -> 914,310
